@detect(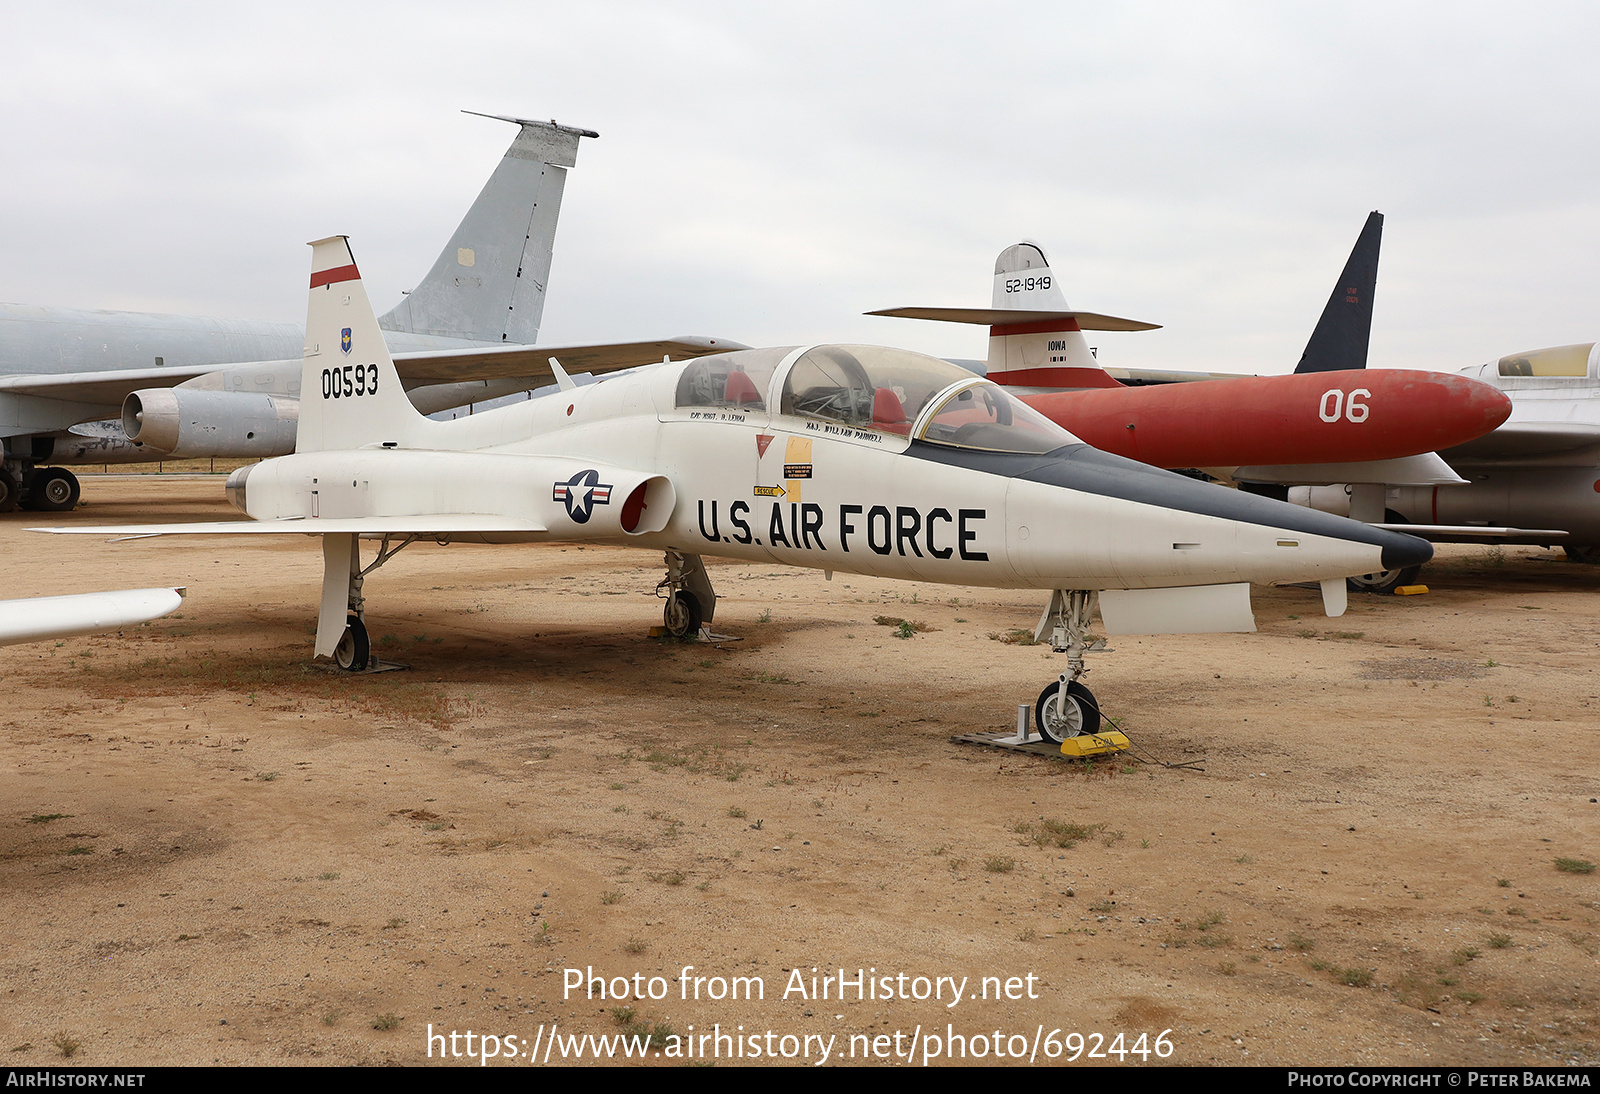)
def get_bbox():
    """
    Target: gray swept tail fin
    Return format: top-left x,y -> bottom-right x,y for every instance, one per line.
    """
1293,211 -> 1382,374
378,114 -> 598,345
